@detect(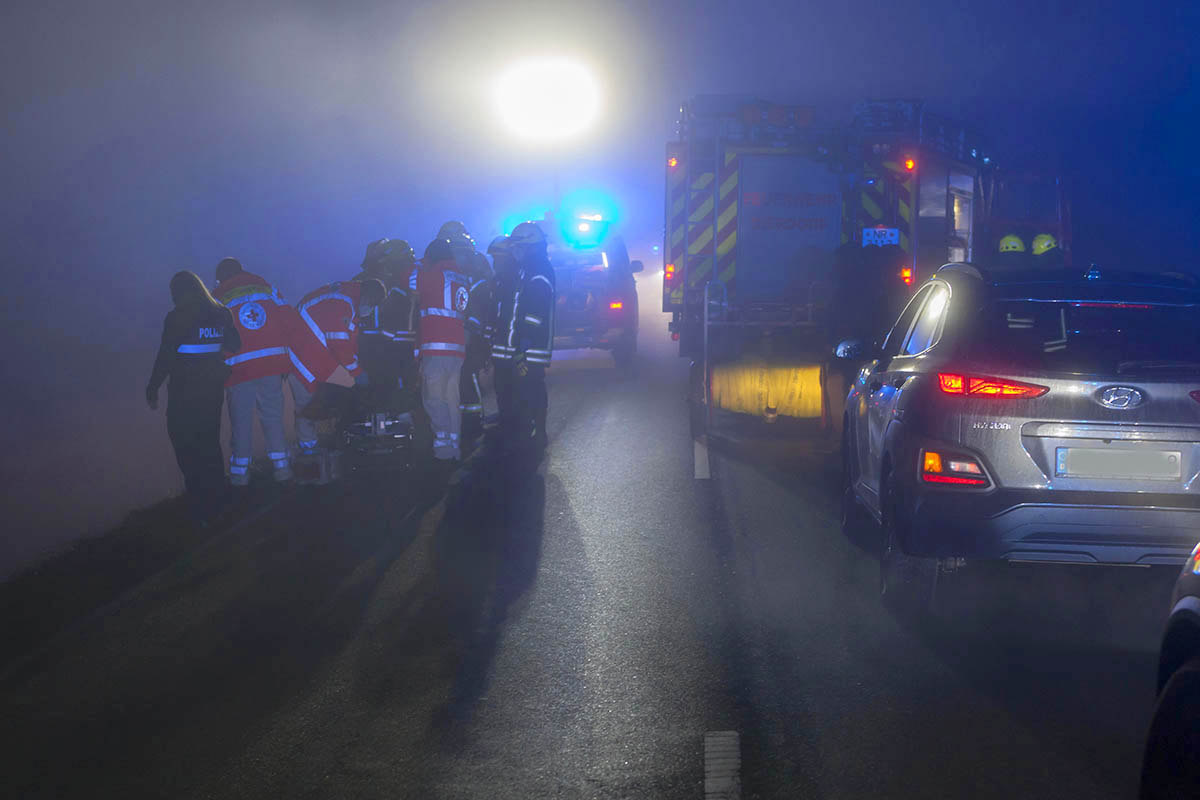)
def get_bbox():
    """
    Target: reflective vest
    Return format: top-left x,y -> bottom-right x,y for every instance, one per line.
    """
214,272 -> 335,389
297,280 -> 363,377
492,256 -> 555,365
411,260 -> 469,359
